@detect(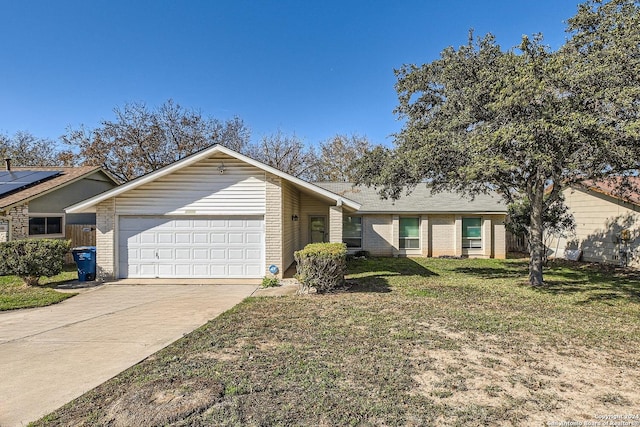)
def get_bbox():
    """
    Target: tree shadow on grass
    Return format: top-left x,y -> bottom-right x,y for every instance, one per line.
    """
346,257 -> 438,293
451,258 -> 640,304
453,261 -> 529,279
532,261 -> 640,304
